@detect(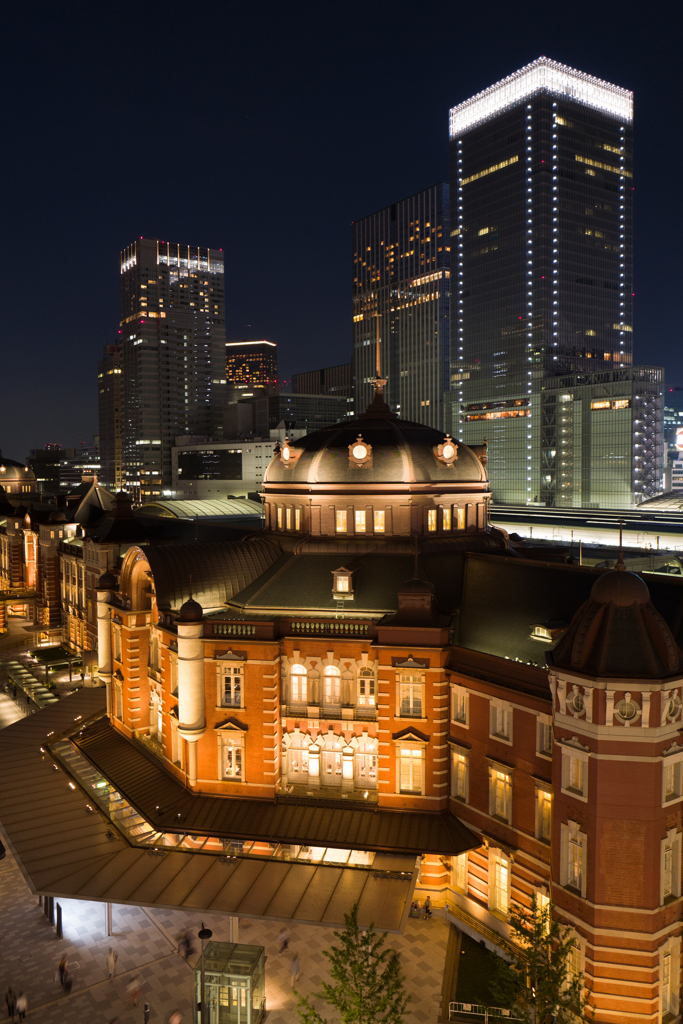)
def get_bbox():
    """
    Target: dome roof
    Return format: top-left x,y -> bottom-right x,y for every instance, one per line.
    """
0,458 -> 35,483
178,597 -> 204,622
97,571 -> 117,591
48,509 -> 67,523
550,567 -> 683,679
263,412 -> 487,487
